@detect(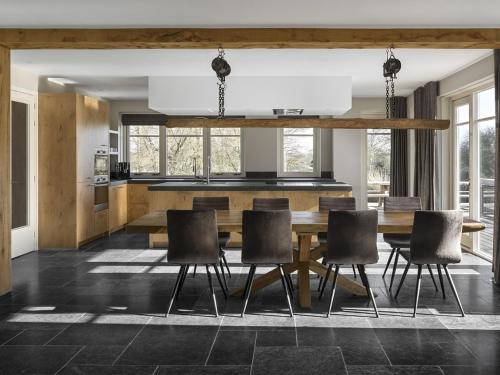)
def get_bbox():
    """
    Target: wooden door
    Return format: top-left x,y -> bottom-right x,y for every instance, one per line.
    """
77,182 -> 94,244
96,101 -> 109,148
76,95 -> 94,183
94,210 -> 109,237
109,184 -> 127,232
